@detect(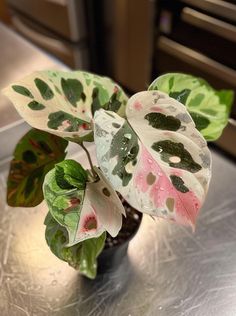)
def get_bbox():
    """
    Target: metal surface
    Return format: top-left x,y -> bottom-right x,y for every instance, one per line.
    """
0,147 -> 236,315
181,0 -> 236,23
157,36 -> 236,86
181,7 -> 236,43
